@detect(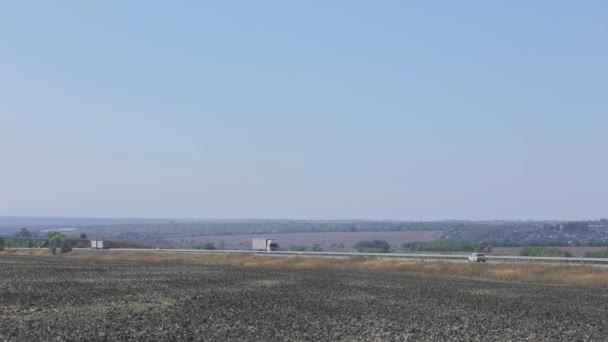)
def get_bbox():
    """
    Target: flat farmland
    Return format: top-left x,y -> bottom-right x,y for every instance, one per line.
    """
171,230 -> 442,248
1,253 -> 607,341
